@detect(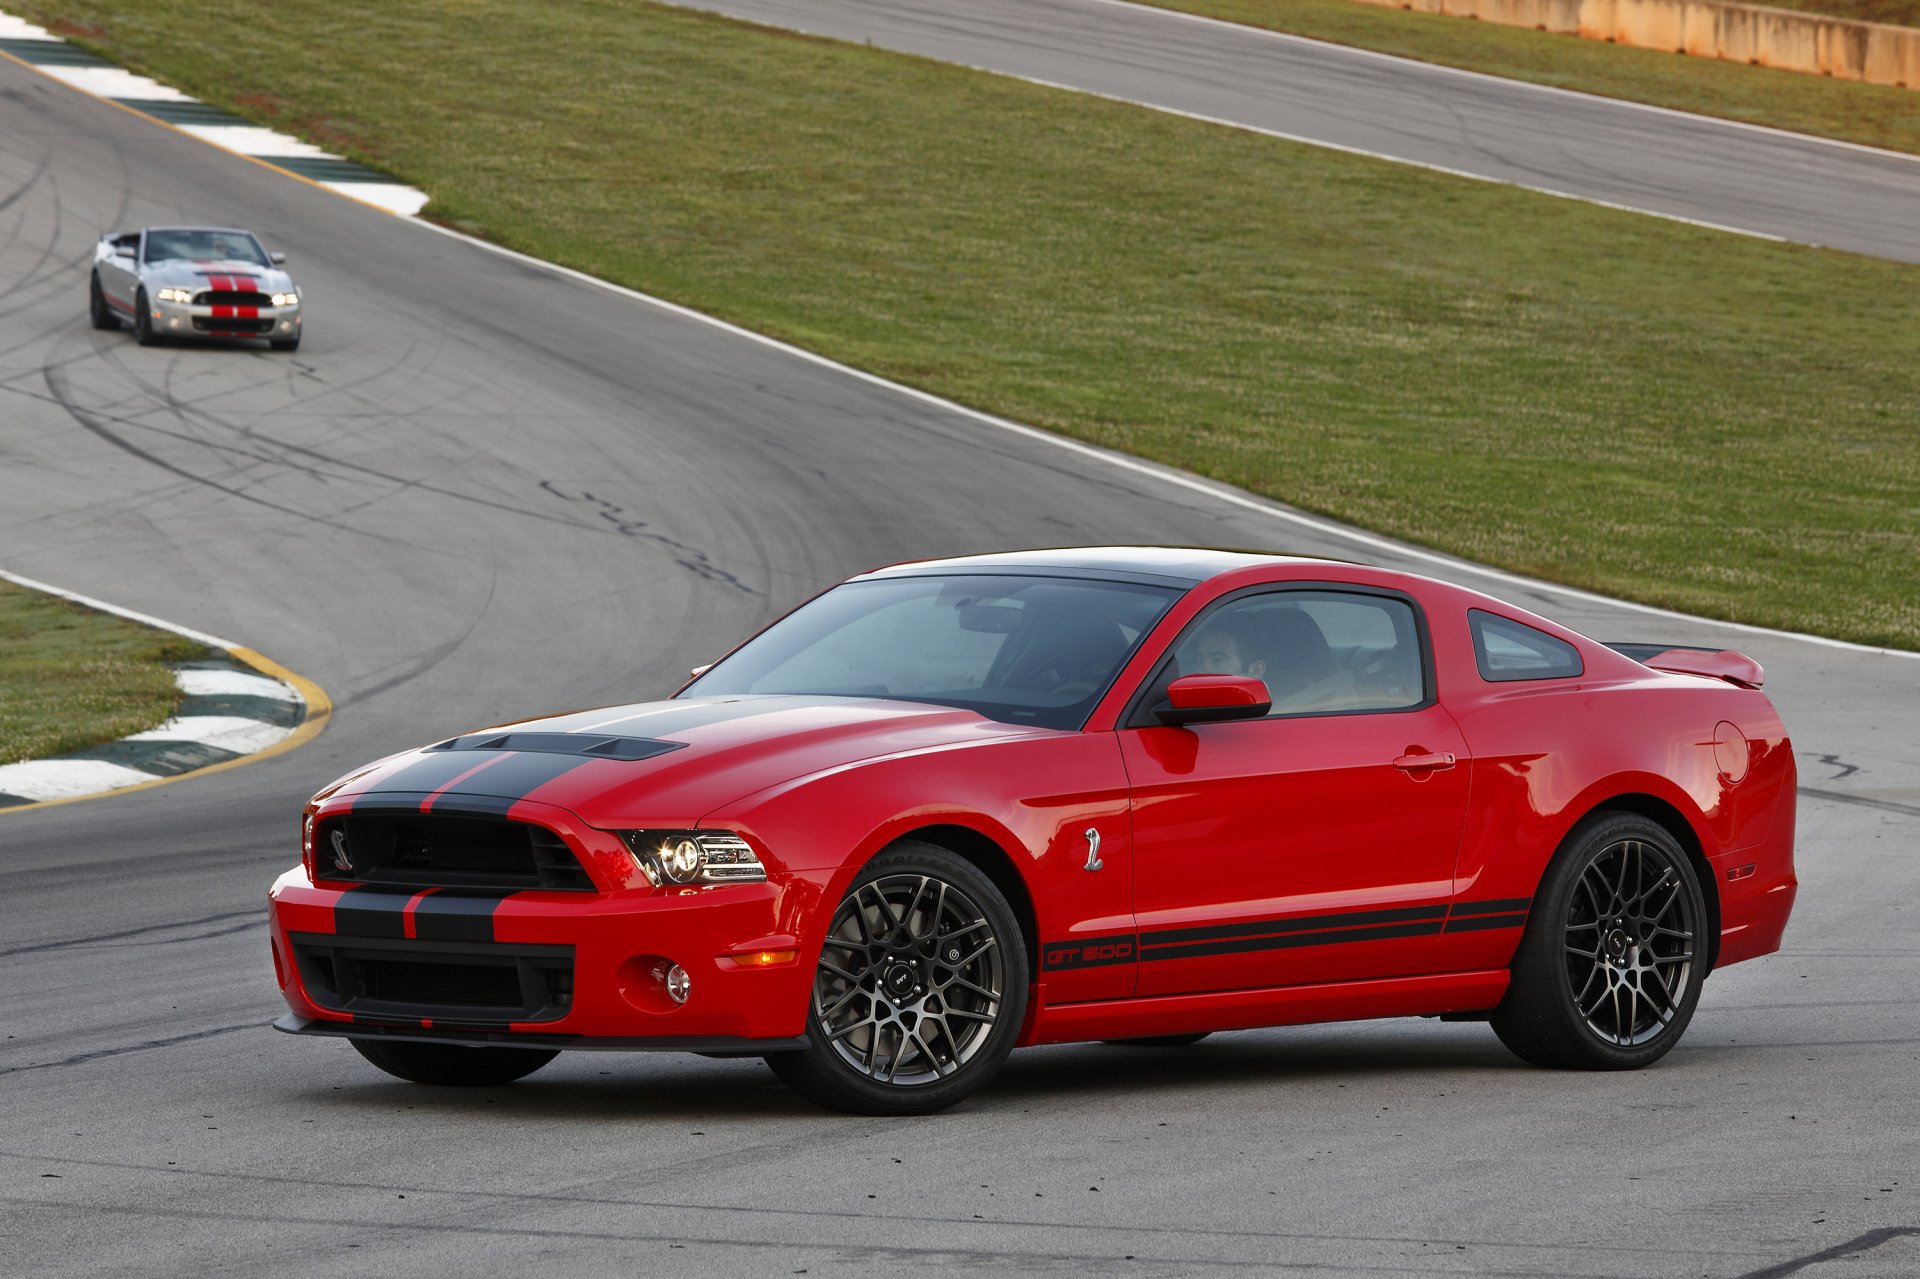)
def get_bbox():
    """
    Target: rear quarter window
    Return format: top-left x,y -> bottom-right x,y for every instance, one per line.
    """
1469,610 -> 1584,682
